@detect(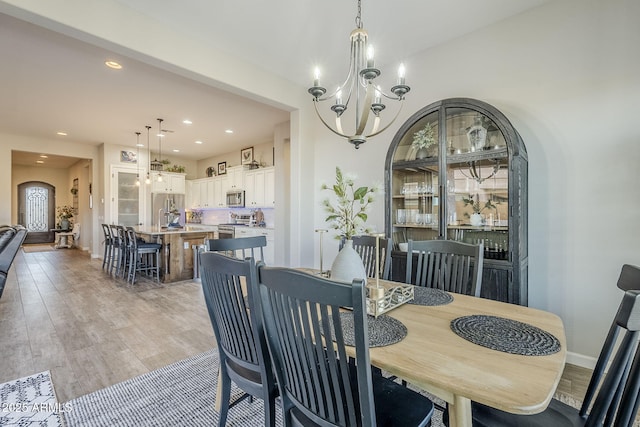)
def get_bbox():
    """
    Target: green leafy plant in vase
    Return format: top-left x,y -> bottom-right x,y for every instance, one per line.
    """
321,167 -> 377,283
462,194 -> 496,226
412,122 -> 436,159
